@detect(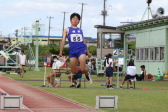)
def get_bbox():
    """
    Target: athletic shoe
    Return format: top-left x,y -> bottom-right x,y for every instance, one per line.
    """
120,85 -> 123,89
130,86 -> 133,89
88,72 -> 93,84
107,85 -> 109,89
69,85 -> 76,88
109,86 -> 114,89
76,84 -> 81,88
